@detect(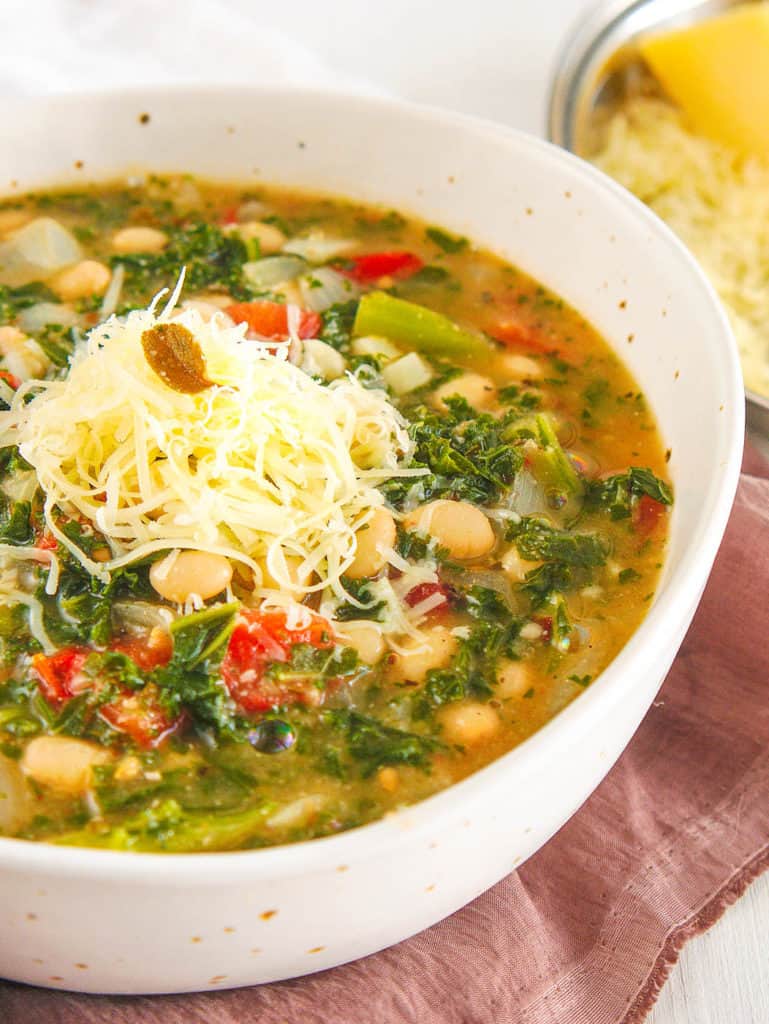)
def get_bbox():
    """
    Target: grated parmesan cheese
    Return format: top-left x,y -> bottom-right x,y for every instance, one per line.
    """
0,299 -> 420,599
593,96 -> 769,397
